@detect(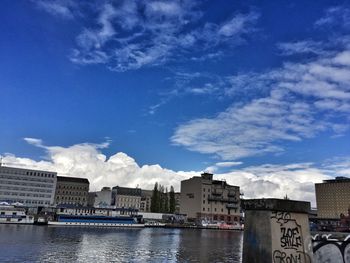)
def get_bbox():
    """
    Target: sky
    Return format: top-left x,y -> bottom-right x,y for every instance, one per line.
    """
1,0 -> 350,206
